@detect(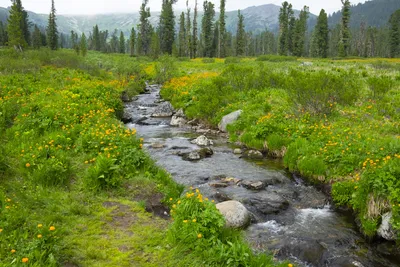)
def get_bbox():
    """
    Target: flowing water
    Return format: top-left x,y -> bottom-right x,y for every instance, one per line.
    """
125,85 -> 400,267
